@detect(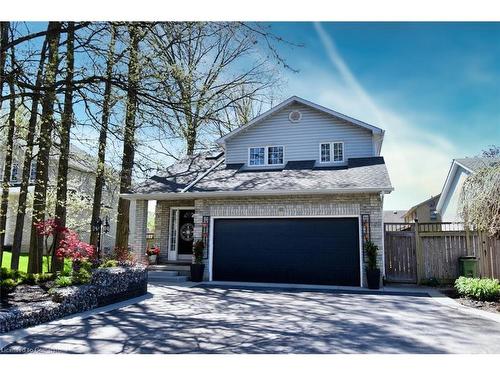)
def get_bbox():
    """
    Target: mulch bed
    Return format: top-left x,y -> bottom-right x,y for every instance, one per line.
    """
440,288 -> 500,315
0,284 -> 52,312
